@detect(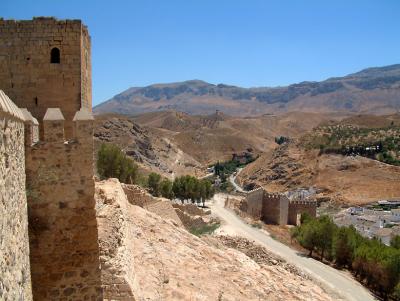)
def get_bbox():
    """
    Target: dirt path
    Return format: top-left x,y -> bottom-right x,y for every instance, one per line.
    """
209,193 -> 377,301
